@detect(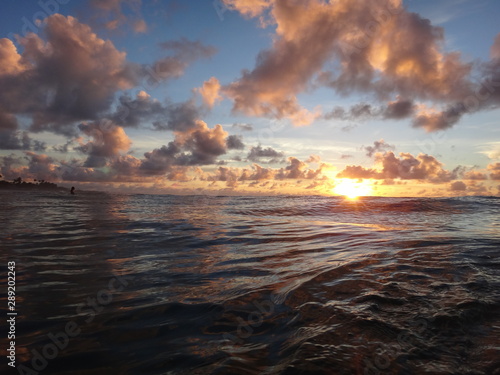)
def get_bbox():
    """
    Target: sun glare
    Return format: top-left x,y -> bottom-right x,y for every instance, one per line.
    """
333,179 -> 373,199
